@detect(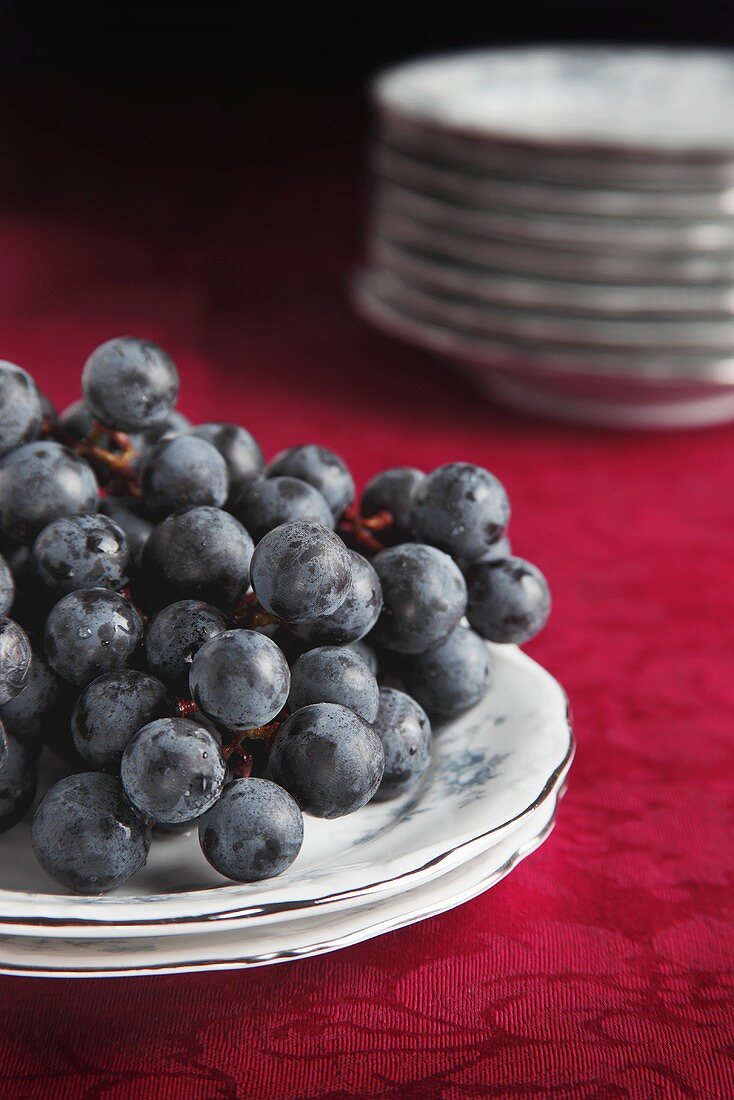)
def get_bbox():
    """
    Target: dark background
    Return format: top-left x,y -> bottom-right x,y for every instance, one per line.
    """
2,3 -> 734,98
1,4 -> 733,227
